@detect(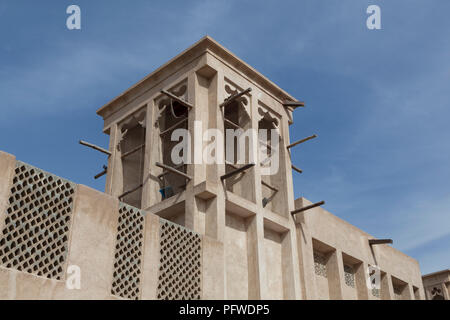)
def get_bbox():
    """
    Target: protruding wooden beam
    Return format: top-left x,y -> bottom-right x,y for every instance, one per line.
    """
118,183 -> 143,199
283,100 -> 305,108
157,163 -> 185,179
224,118 -> 244,130
291,200 -> 325,215
221,163 -> 255,180
220,88 -> 252,108
121,144 -> 145,158
155,162 -> 192,180
287,134 -> 317,149
261,180 -> 278,192
94,165 -> 108,179
161,90 -> 193,109
292,165 -> 303,174
79,140 -> 111,156
159,118 -> 188,136
369,239 -> 393,246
